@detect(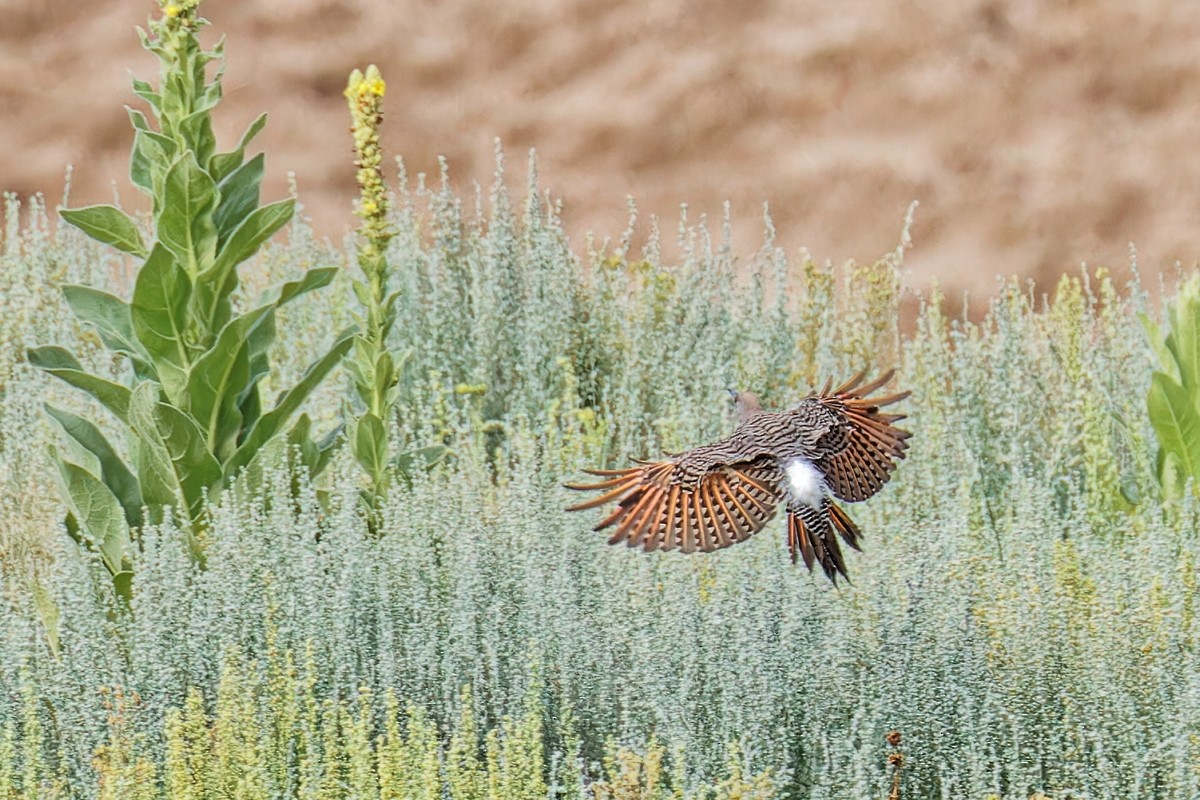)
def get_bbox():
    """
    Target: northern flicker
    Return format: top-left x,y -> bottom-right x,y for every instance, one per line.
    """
565,370 -> 911,583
